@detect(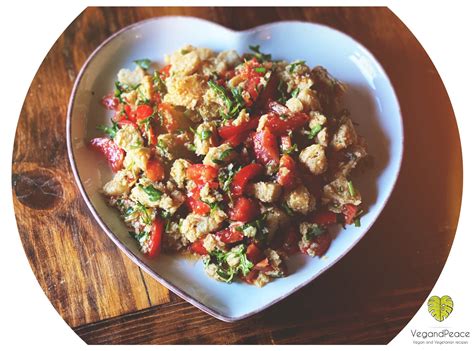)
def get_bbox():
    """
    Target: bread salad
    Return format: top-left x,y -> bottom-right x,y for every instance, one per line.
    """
90,45 -> 368,287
